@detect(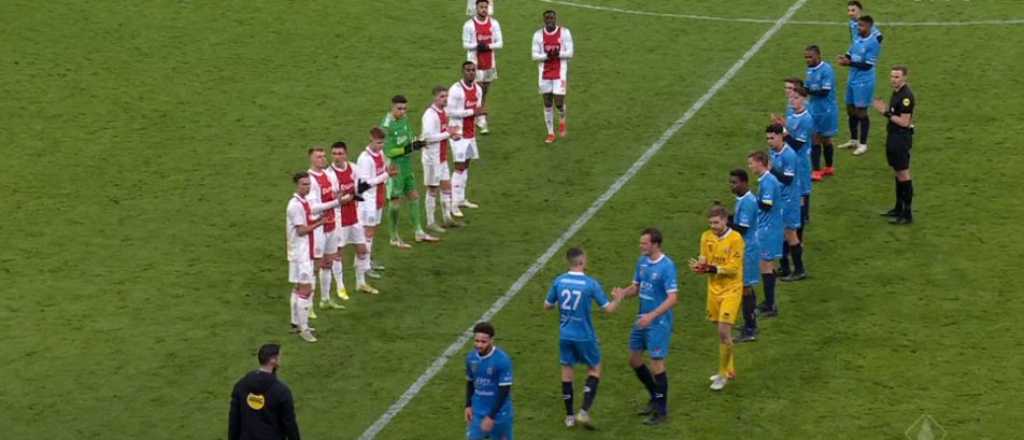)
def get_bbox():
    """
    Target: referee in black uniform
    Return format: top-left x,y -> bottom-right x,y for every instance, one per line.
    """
229,343 -> 301,440
873,65 -> 916,225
